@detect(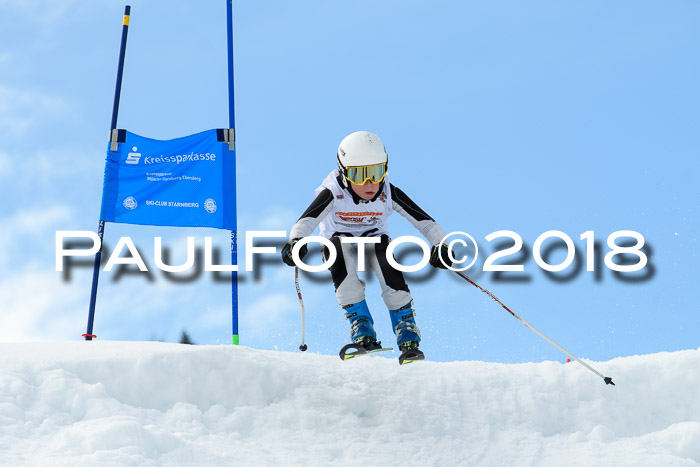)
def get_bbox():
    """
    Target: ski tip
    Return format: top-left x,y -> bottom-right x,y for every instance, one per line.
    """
398,350 -> 425,365
339,343 -> 366,361
604,376 -> 615,386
